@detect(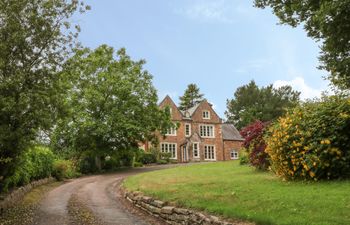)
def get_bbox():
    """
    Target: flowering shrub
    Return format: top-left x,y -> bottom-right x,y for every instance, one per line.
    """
240,121 -> 270,170
265,96 -> 350,180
